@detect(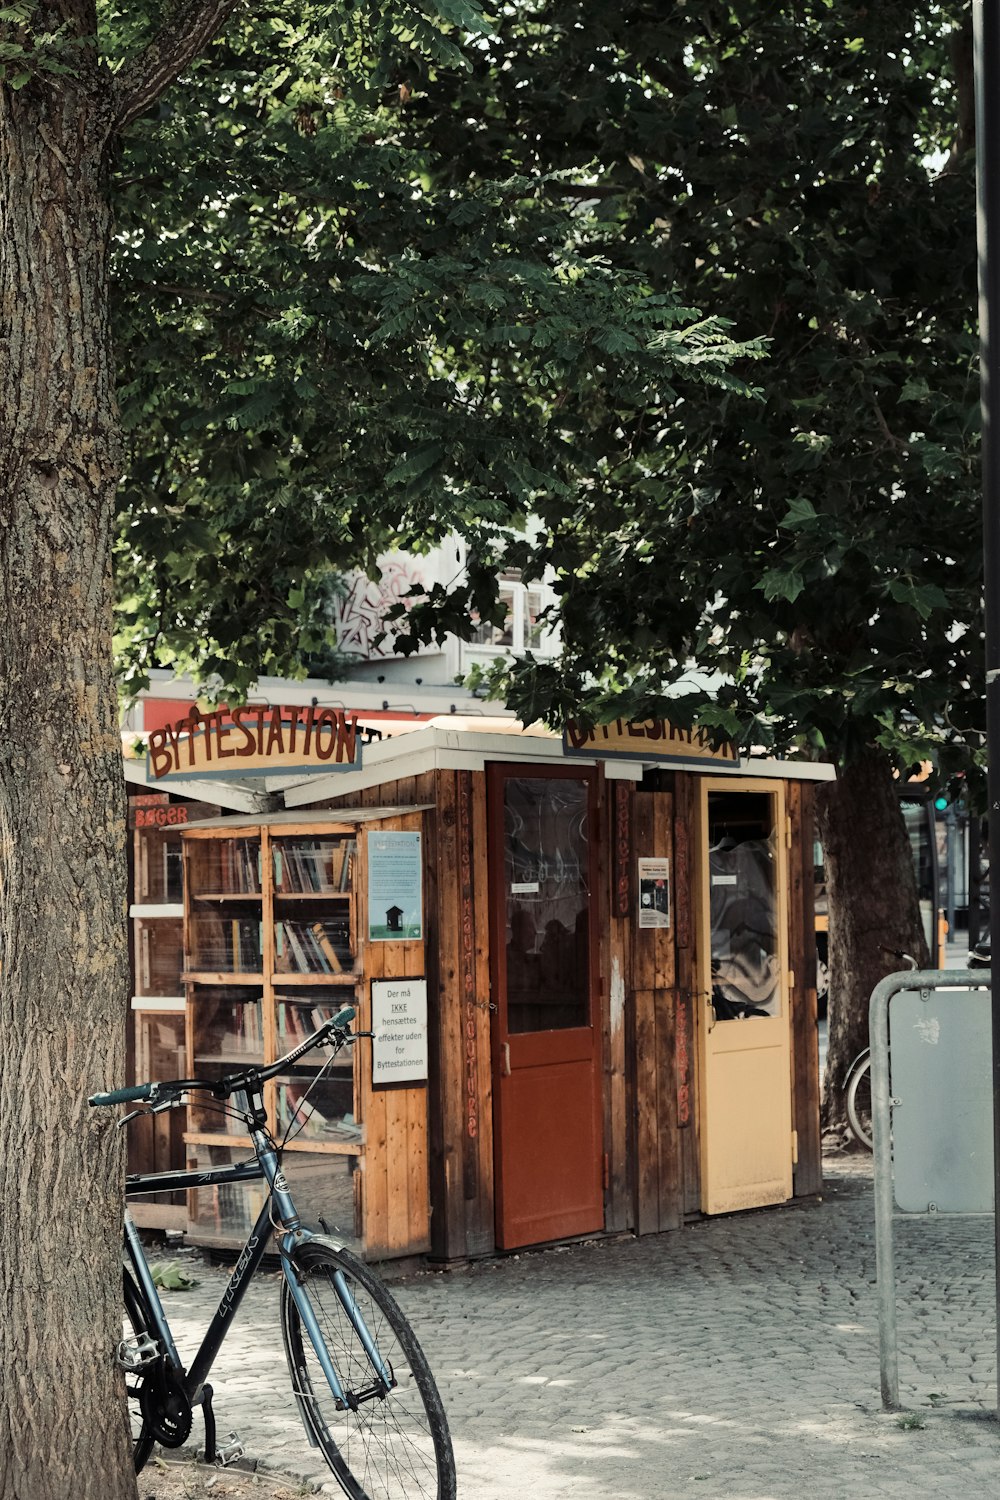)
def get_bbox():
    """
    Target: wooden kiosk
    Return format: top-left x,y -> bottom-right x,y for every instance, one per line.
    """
125,710 -> 830,1263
